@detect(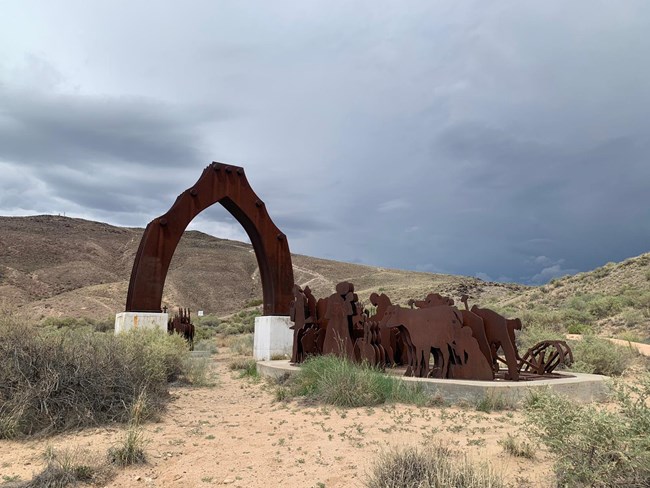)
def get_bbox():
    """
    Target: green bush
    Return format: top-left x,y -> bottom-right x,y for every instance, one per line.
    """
0,317 -> 192,438
365,445 -> 504,488
216,309 -> 261,335
498,434 -> 534,459
569,336 -> 638,376
228,334 -> 254,356
281,355 -> 428,407
244,298 -> 263,307
41,316 -> 114,333
196,314 -> 220,328
525,379 -> 650,487
229,358 -> 259,380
